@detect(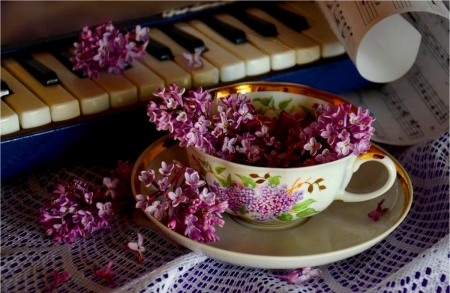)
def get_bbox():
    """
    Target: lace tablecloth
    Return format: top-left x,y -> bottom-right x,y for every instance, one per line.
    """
1,132 -> 449,293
